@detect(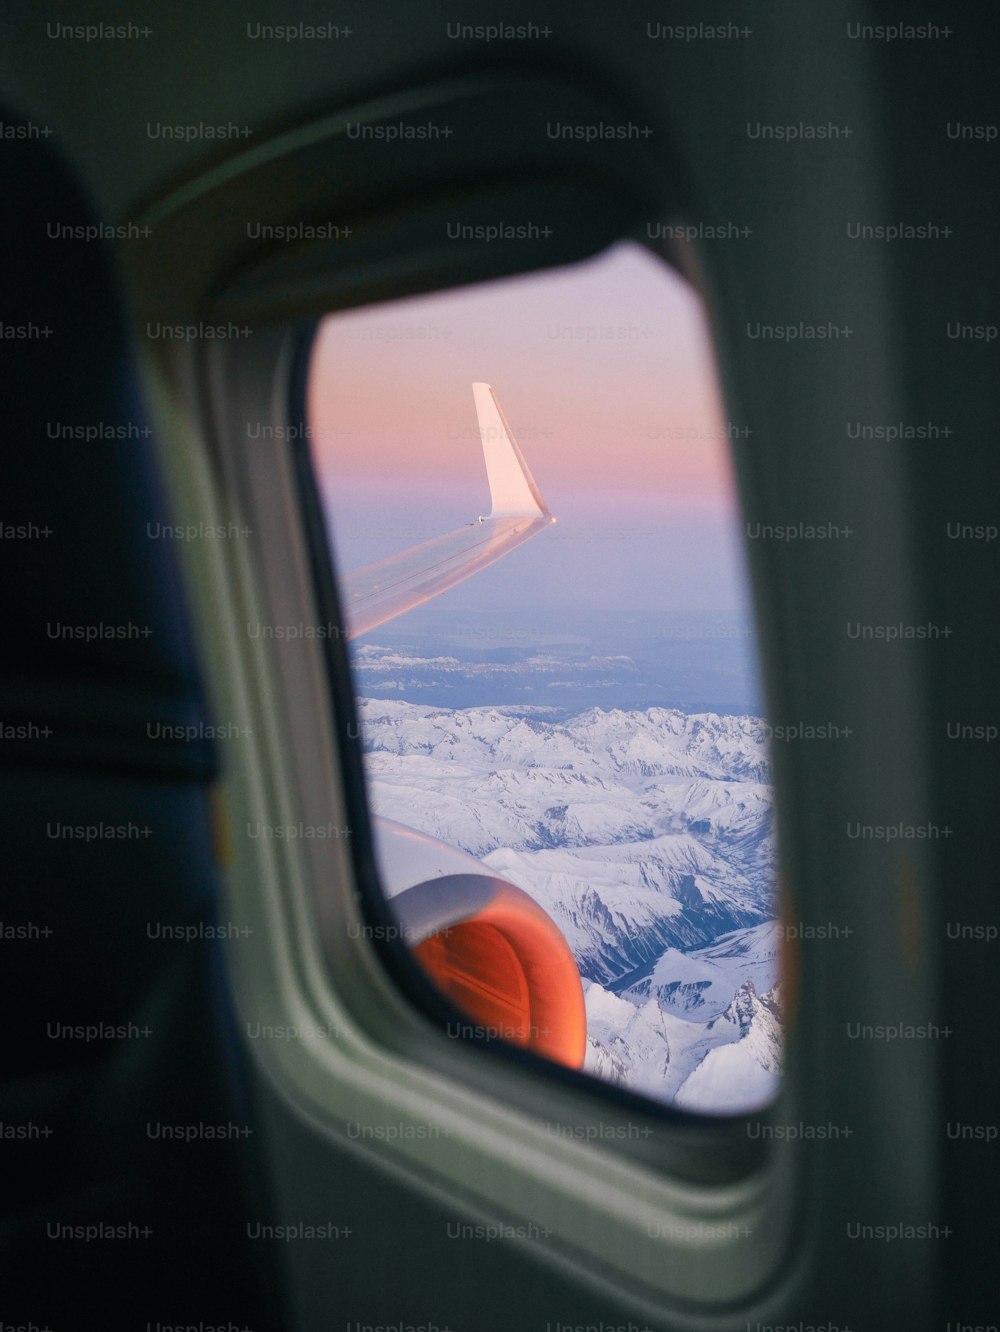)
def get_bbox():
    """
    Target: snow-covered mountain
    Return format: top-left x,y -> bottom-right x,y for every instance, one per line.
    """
616,920 -> 782,1015
357,698 -> 781,1113
583,924 -> 783,1113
